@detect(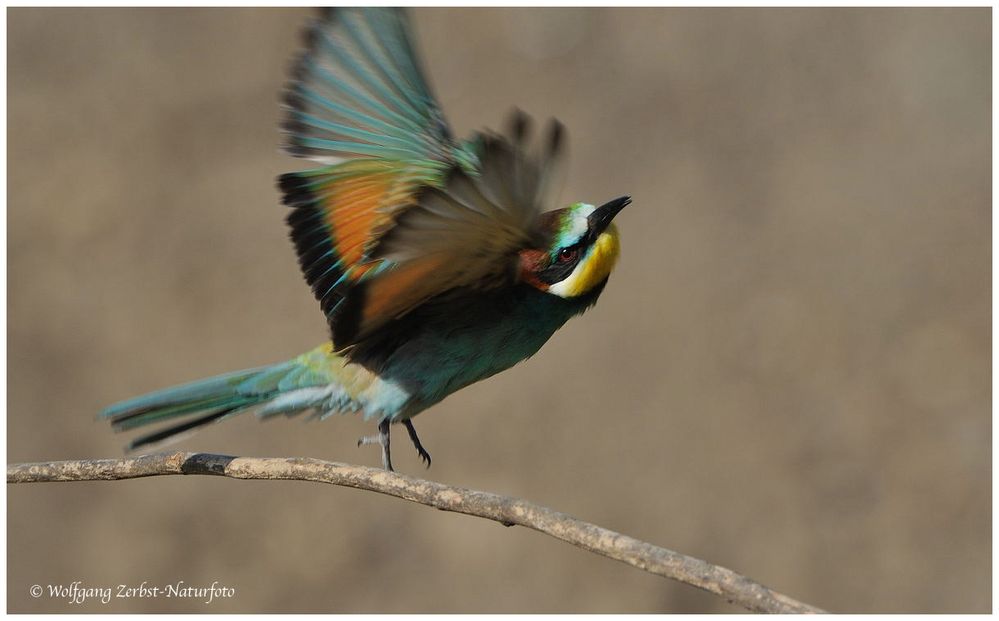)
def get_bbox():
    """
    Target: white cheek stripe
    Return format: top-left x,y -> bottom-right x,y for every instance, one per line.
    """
547,253 -> 590,298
